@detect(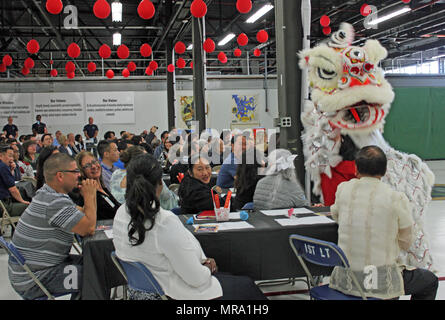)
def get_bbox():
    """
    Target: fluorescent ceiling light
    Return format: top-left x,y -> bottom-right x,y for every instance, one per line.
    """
187,44 -> 193,50
368,7 -> 411,26
218,33 -> 235,47
112,1 -> 122,22
113,32 -> 121,46
246,4 -> 274,24
431,54 -> 445,59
